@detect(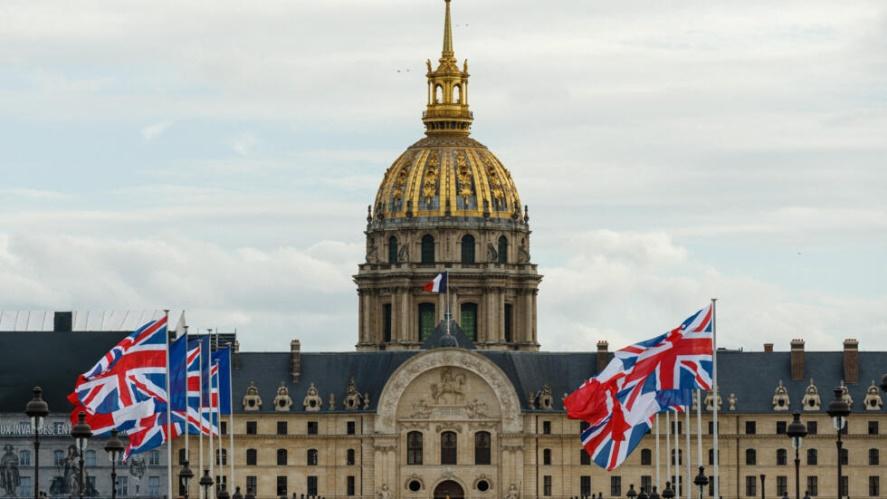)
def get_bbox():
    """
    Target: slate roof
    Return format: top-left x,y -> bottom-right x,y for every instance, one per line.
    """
1,330 -> 885,416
